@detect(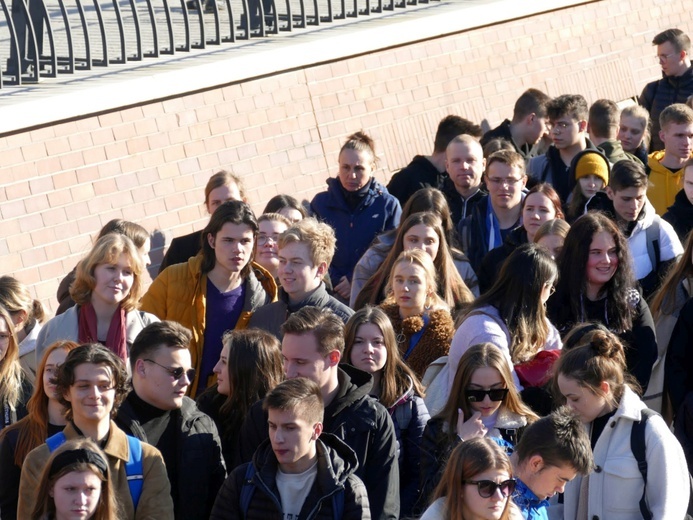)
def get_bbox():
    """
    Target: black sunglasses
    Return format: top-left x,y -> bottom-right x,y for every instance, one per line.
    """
465,388 -> 509,402
464,478 -> 517,498
144,359 -> 196,382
